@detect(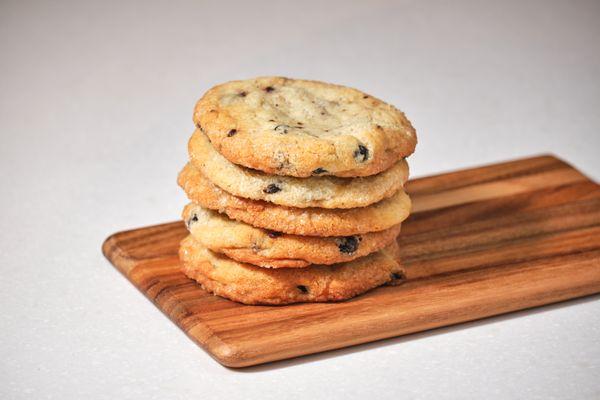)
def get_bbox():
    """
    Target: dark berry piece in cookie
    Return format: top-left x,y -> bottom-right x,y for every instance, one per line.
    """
274,124 -> 290,134
239,91 -> 247,97
266,230 -> 282,238
312,167 -> 328,175
264,86 -> 275,92
336,236 -> 361,254
186,213 -> 199,229
297,285 -> 309,294
227,129 -> 237,137
391,272 -> 405,280
353,144 -> 369,162
263,183 -> 282,194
